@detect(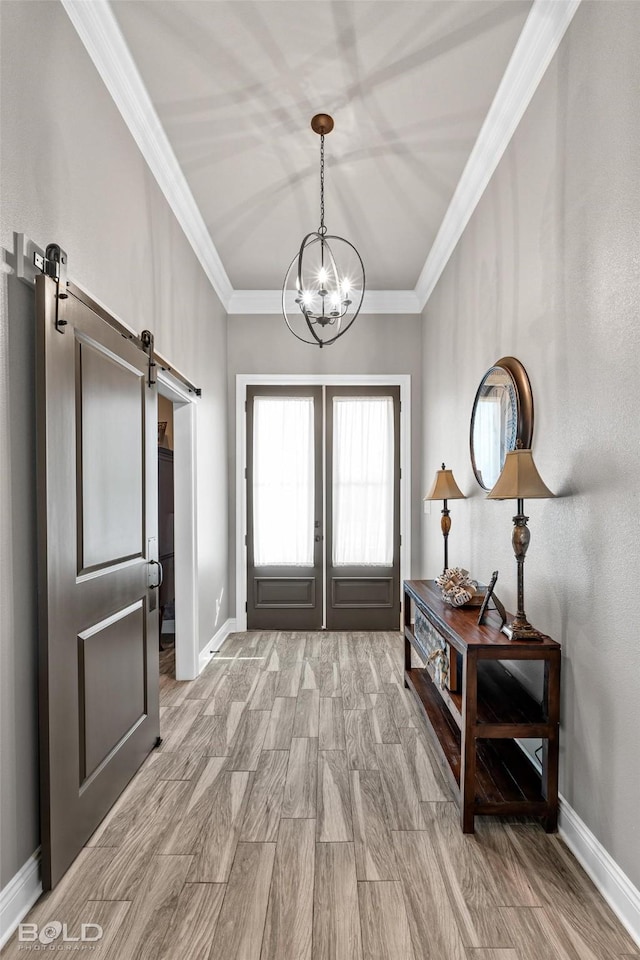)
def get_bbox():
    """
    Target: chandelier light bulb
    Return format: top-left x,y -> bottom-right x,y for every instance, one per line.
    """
282,114 -> 365,348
